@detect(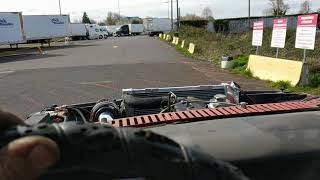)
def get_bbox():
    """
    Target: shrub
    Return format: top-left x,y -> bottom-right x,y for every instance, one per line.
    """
270,81 -> 292,90
310,73 -> 320,88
